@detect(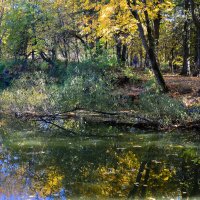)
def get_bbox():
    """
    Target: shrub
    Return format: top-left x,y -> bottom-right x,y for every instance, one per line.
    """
122,67 -> 142,84
0,70 -> 124,114
139,93 -> 188,125
60,74 -> 121,111
0,72 -> 60,114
